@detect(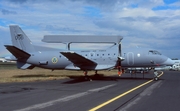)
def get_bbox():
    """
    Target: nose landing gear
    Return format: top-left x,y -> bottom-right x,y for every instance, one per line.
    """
154,71 -> 159,81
